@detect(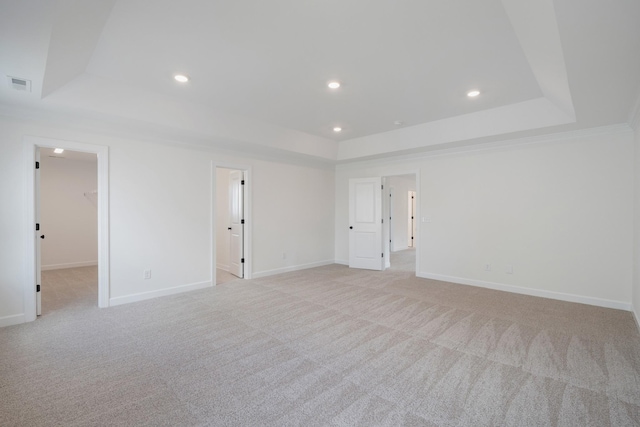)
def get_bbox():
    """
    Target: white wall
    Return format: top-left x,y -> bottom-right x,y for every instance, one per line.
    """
336,127 -> 634,309
0,122 -> 26,326
40,153 -> 98,269
387,175 -> 416,252
0,115 -> 335,327
215,168 -> 231,271
251,160 -> 335,277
